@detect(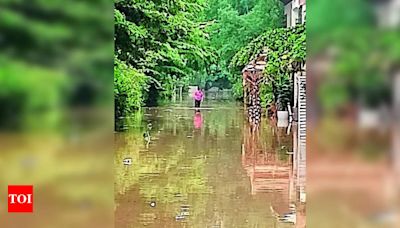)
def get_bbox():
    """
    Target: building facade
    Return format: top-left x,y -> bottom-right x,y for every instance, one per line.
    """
282,0 -> 306,28
282,0 -> 307,214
